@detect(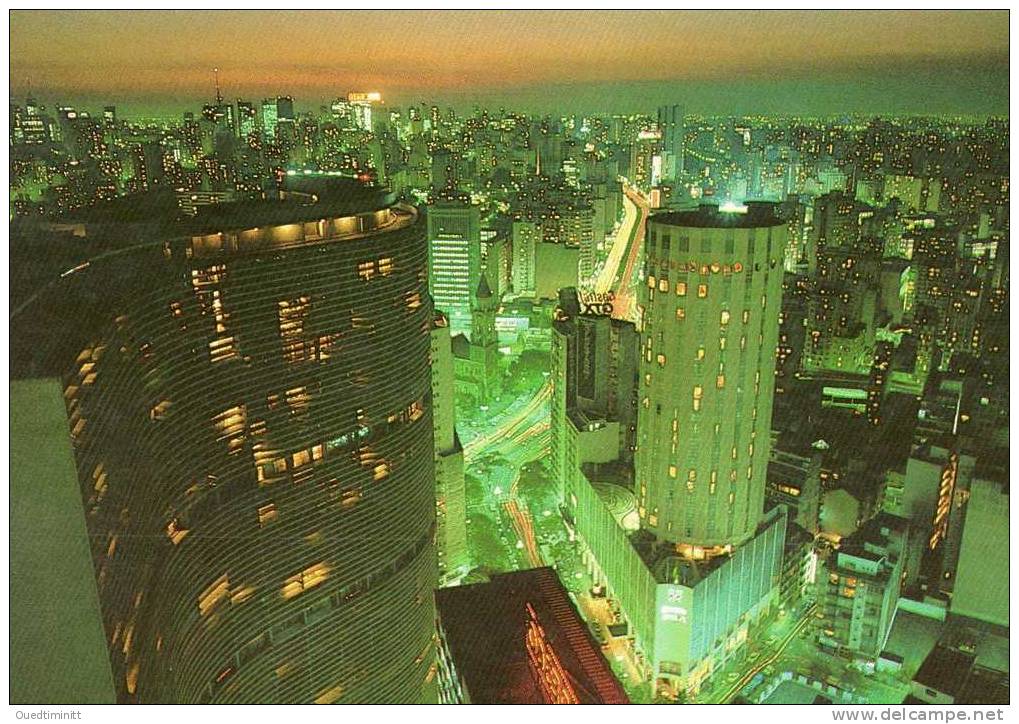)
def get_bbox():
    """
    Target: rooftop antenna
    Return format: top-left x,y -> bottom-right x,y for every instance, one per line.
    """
214,67 -> 222,105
